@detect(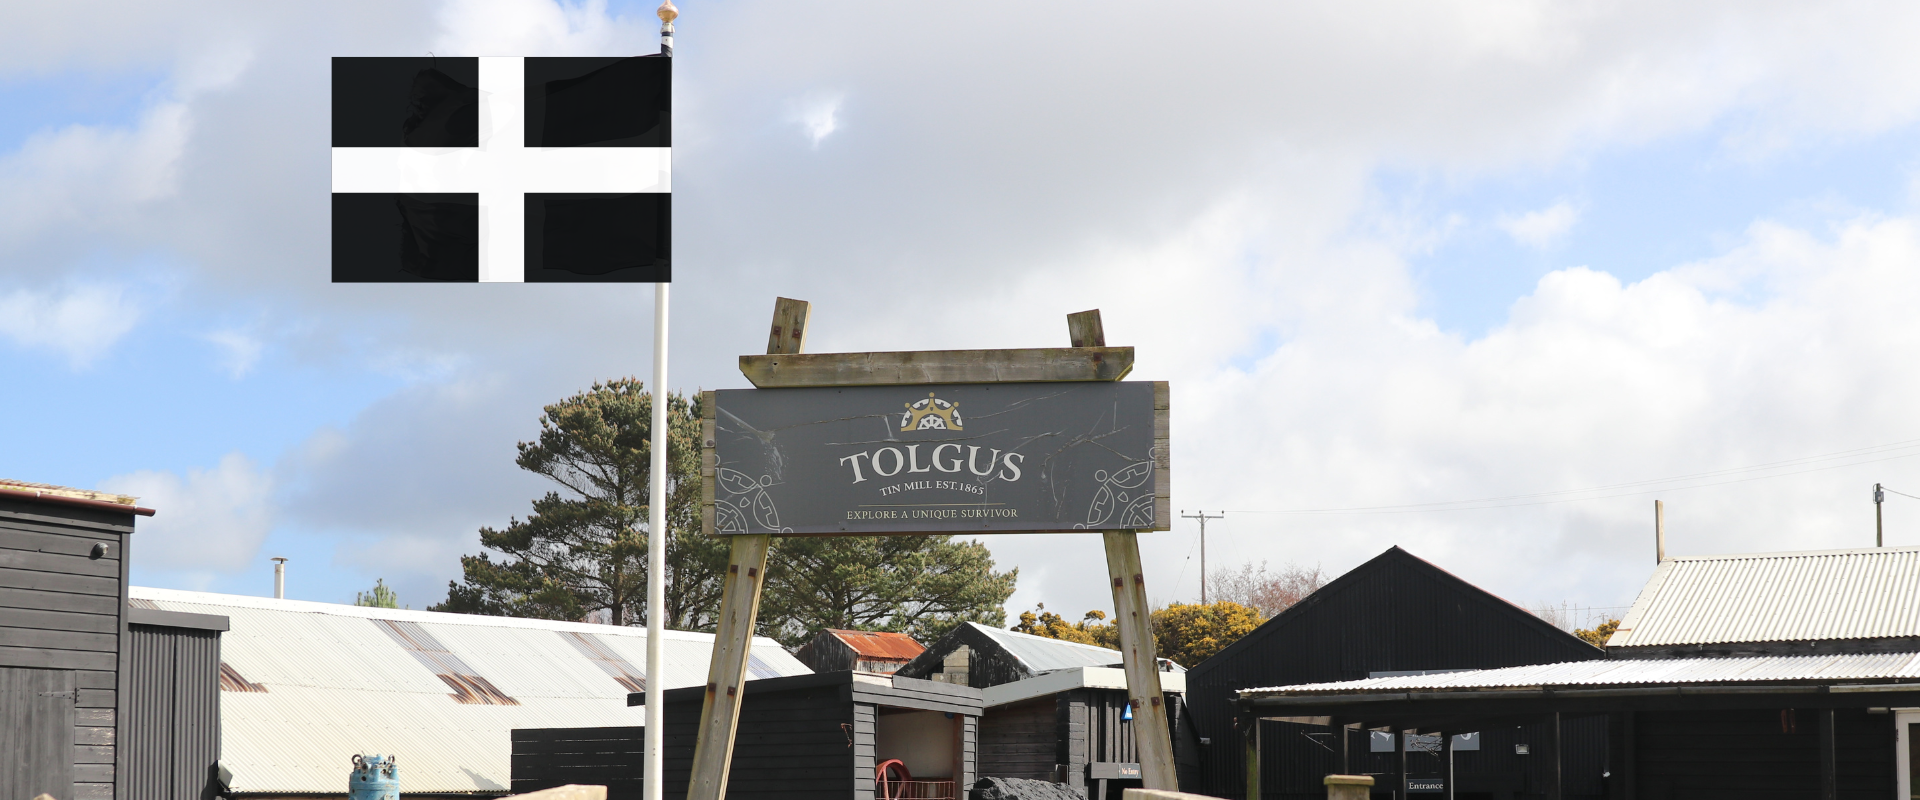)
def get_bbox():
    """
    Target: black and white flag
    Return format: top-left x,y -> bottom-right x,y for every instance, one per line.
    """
331,56 -> 671,282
